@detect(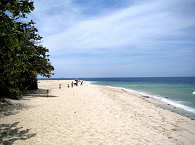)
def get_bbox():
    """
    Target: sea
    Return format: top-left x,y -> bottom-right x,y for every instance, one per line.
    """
39,77 -> 195,114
